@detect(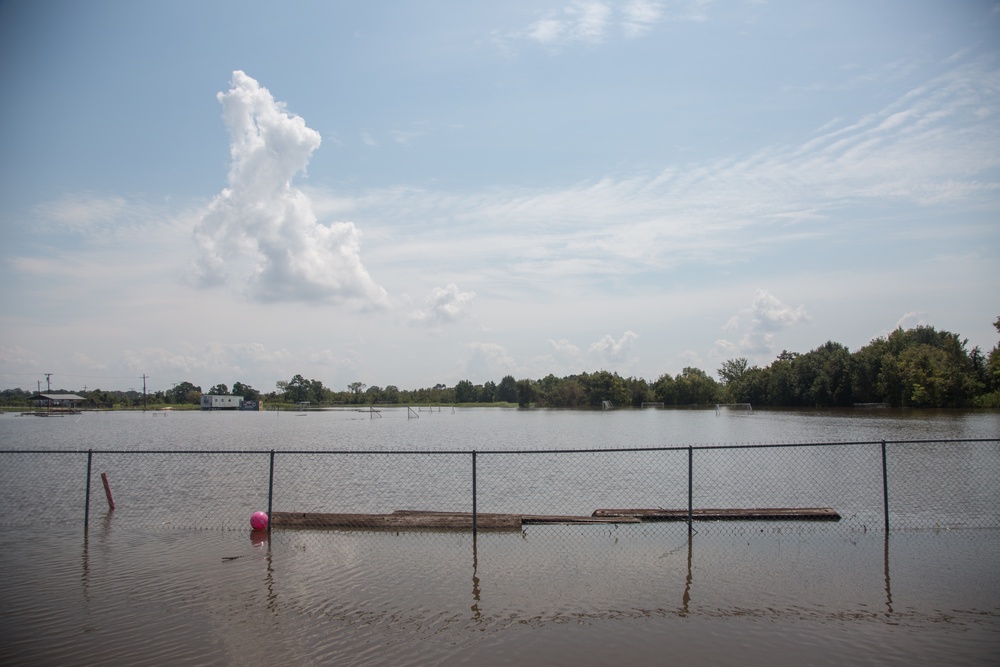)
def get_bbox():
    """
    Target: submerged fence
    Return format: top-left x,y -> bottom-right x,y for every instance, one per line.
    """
1,439 -> 998,534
